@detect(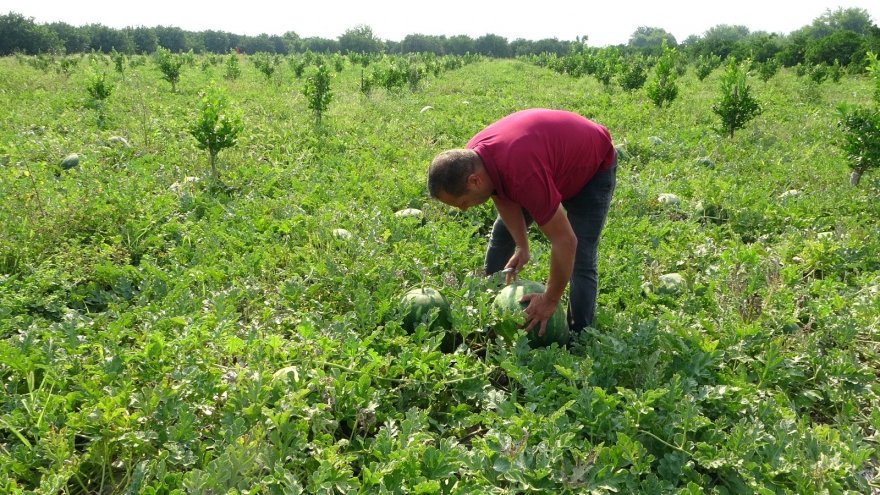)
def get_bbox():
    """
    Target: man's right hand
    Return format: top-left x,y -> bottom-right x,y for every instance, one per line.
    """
504,246 -> 530,284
